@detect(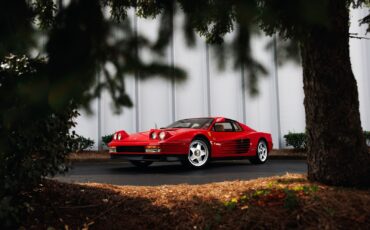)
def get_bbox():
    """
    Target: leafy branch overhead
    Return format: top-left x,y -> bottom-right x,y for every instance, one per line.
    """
2,0 -> 370,111
2,0 -> 187,114
46,0 -> 186,113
